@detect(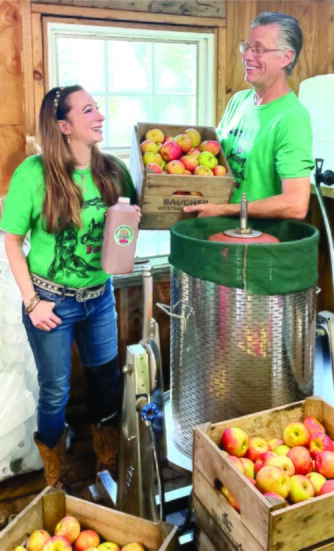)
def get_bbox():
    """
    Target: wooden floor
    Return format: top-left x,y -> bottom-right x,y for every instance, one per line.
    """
0,417 -> 191,535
